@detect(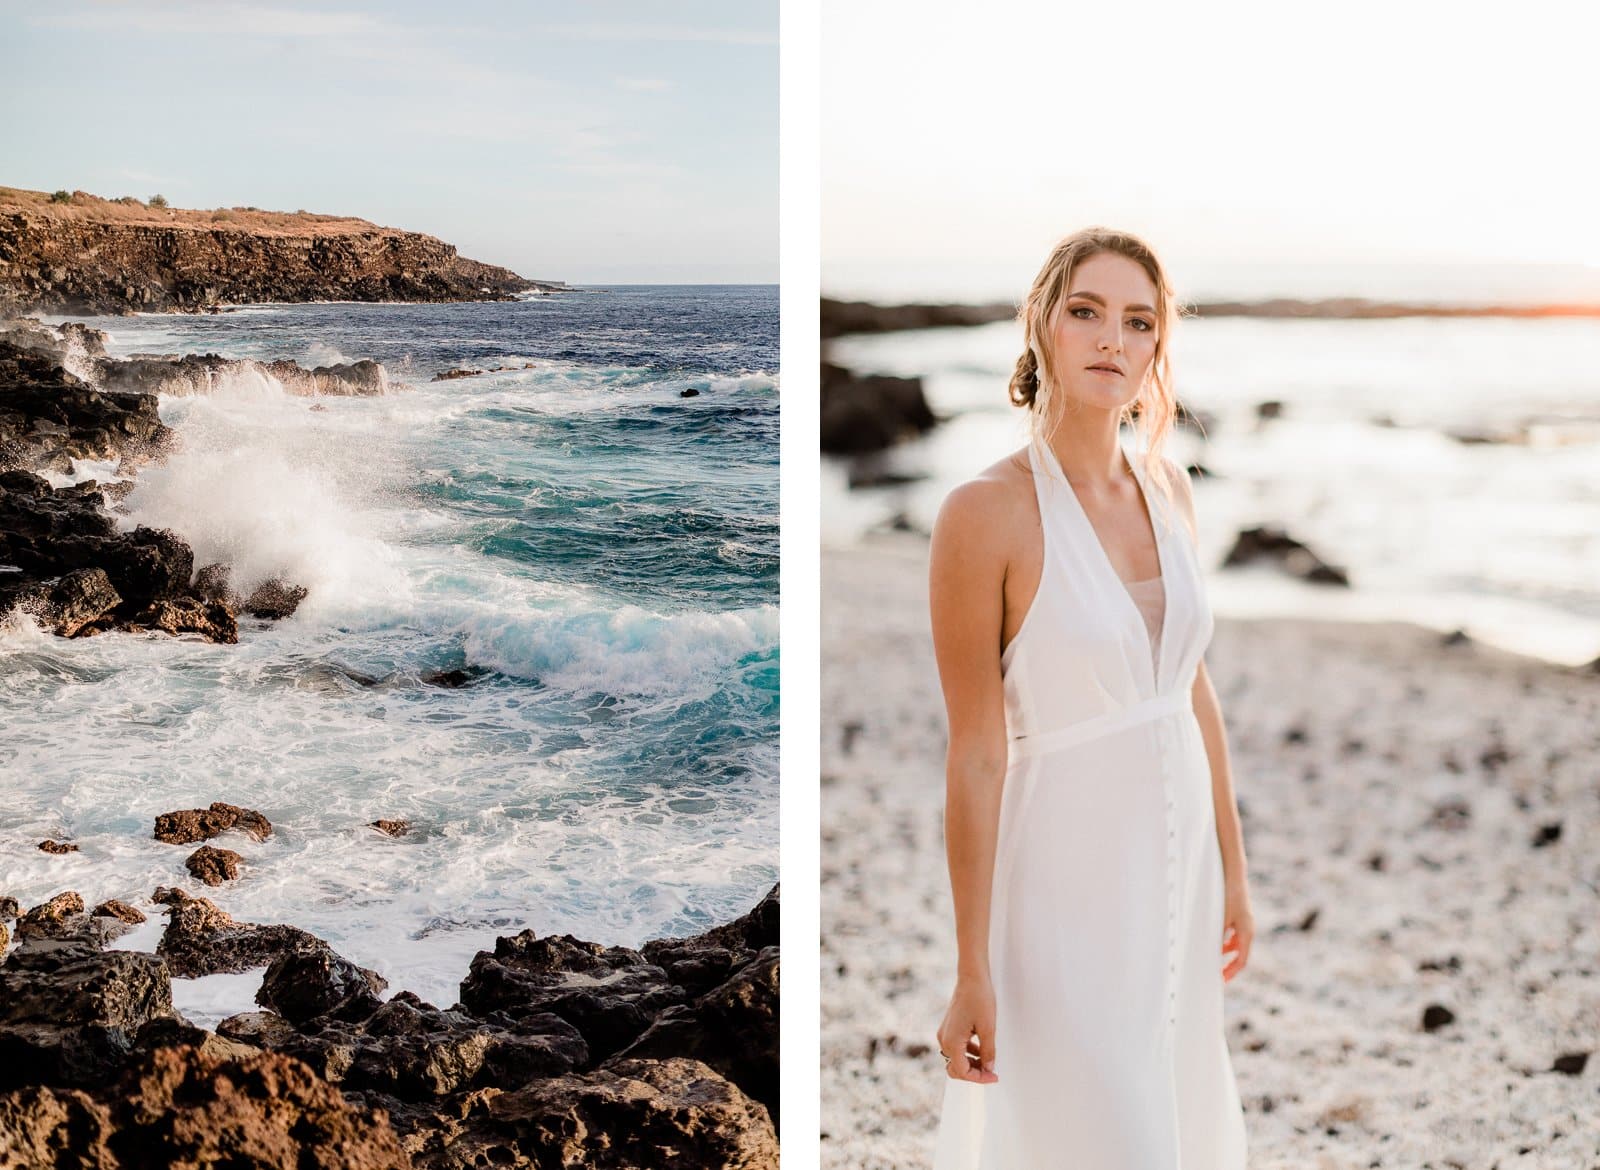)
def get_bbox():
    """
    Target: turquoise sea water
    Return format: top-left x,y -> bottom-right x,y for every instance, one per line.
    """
0,287 -> 778,1019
